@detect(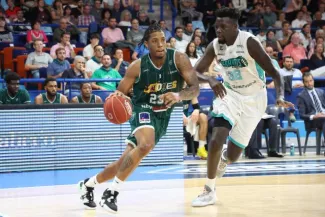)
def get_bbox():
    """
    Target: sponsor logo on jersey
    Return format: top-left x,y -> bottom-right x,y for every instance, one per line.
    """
219,56 -> 248,68
139,112 -> 151,123
144,81 -> 177,94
